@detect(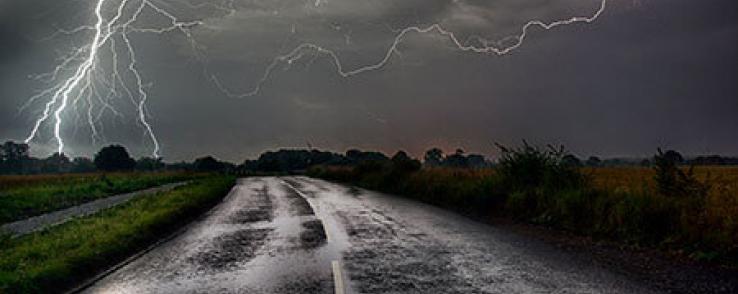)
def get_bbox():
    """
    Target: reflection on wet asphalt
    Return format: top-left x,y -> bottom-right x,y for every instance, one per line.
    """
84,177 -> 656,294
